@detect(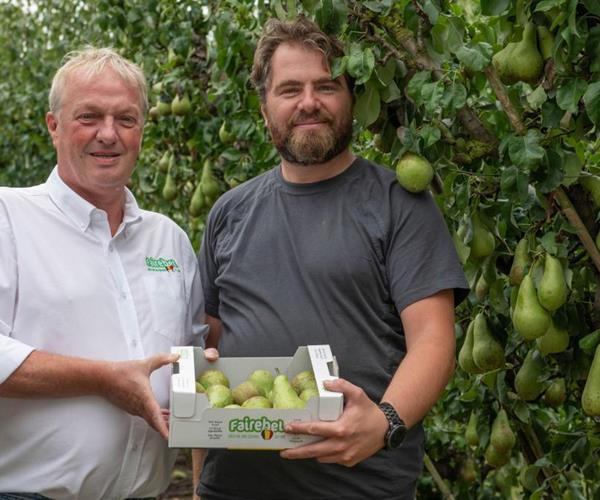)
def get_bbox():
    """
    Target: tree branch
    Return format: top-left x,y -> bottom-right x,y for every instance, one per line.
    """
483,66 -> 526,135
423,453 -> 456,499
